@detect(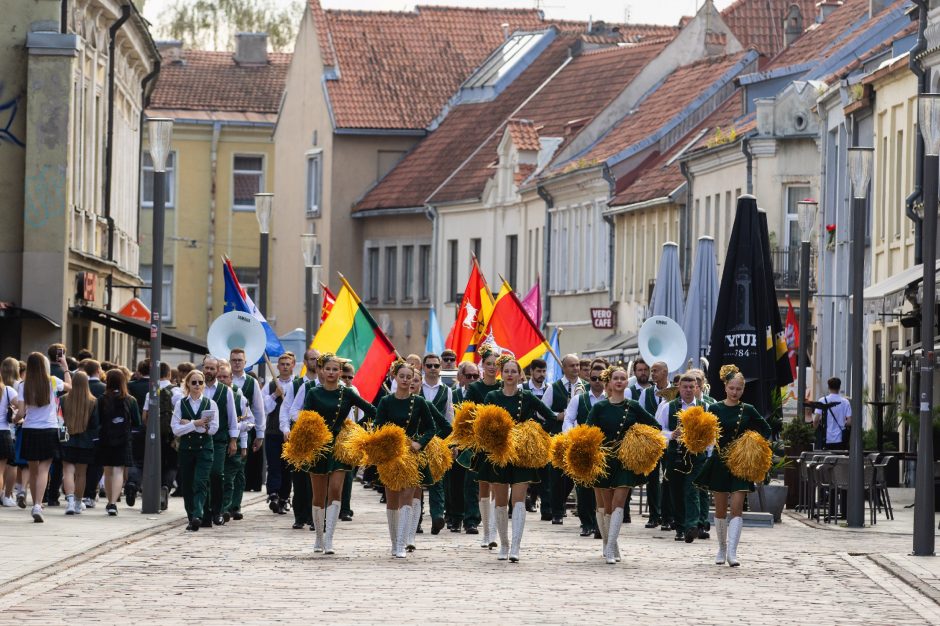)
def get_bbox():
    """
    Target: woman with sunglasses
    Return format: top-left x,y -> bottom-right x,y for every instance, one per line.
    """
586,366 -> 659,564
291,353 -> 375,555
459,345 -> 503,548
172,370 -> 219,531
480,355 -> 554,562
